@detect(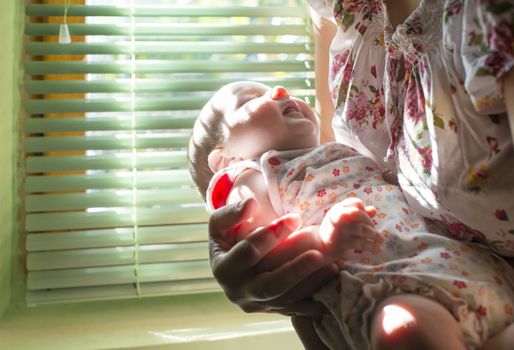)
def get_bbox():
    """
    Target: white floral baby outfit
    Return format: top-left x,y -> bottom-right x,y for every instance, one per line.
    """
206,143 -> 514,349
307,0 -> 514,257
